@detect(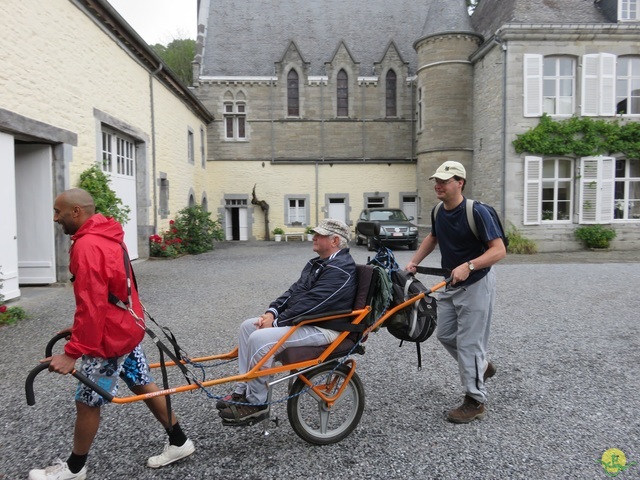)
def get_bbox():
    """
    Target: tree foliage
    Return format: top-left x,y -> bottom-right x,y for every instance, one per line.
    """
513,114 -> 640,159
152,38 -> 196,86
